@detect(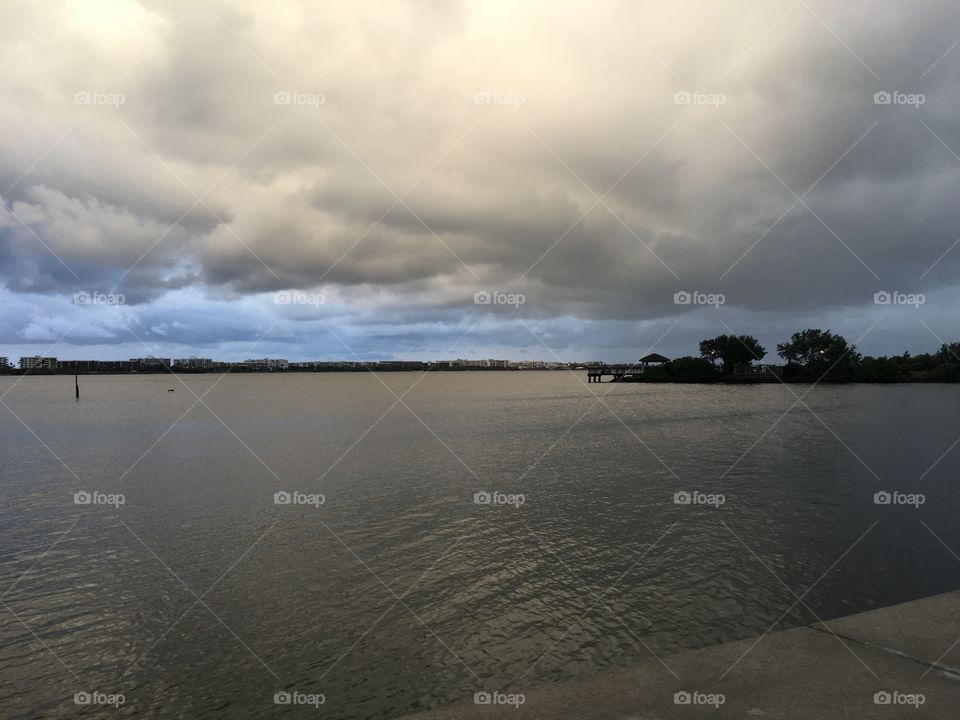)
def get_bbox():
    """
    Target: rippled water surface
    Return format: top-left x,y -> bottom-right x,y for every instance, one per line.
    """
1,373 -> 959,718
